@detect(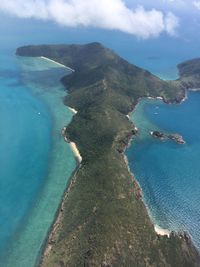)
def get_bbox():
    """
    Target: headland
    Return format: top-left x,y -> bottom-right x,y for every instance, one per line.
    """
17,43 -> 200,267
